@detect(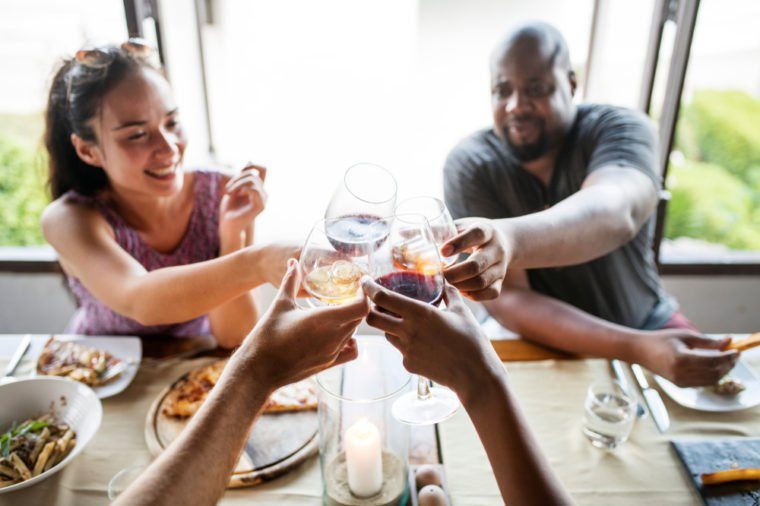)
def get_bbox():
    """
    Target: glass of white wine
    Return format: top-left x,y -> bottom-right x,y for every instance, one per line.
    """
300,218 -> 369,307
